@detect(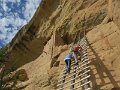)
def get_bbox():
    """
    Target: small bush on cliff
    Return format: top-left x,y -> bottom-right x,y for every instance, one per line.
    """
0,48 -> 17,90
